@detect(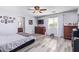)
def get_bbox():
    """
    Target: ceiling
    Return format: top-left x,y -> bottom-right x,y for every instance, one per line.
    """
23,6 -> 79,17
0,6 -> 78,17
